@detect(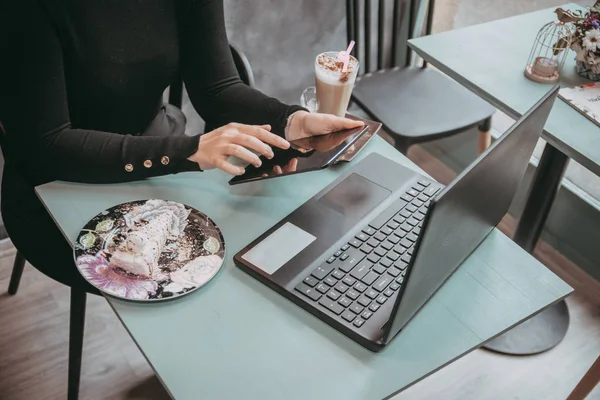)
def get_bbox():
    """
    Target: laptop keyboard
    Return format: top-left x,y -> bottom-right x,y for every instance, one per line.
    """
294,179 -> 440,329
